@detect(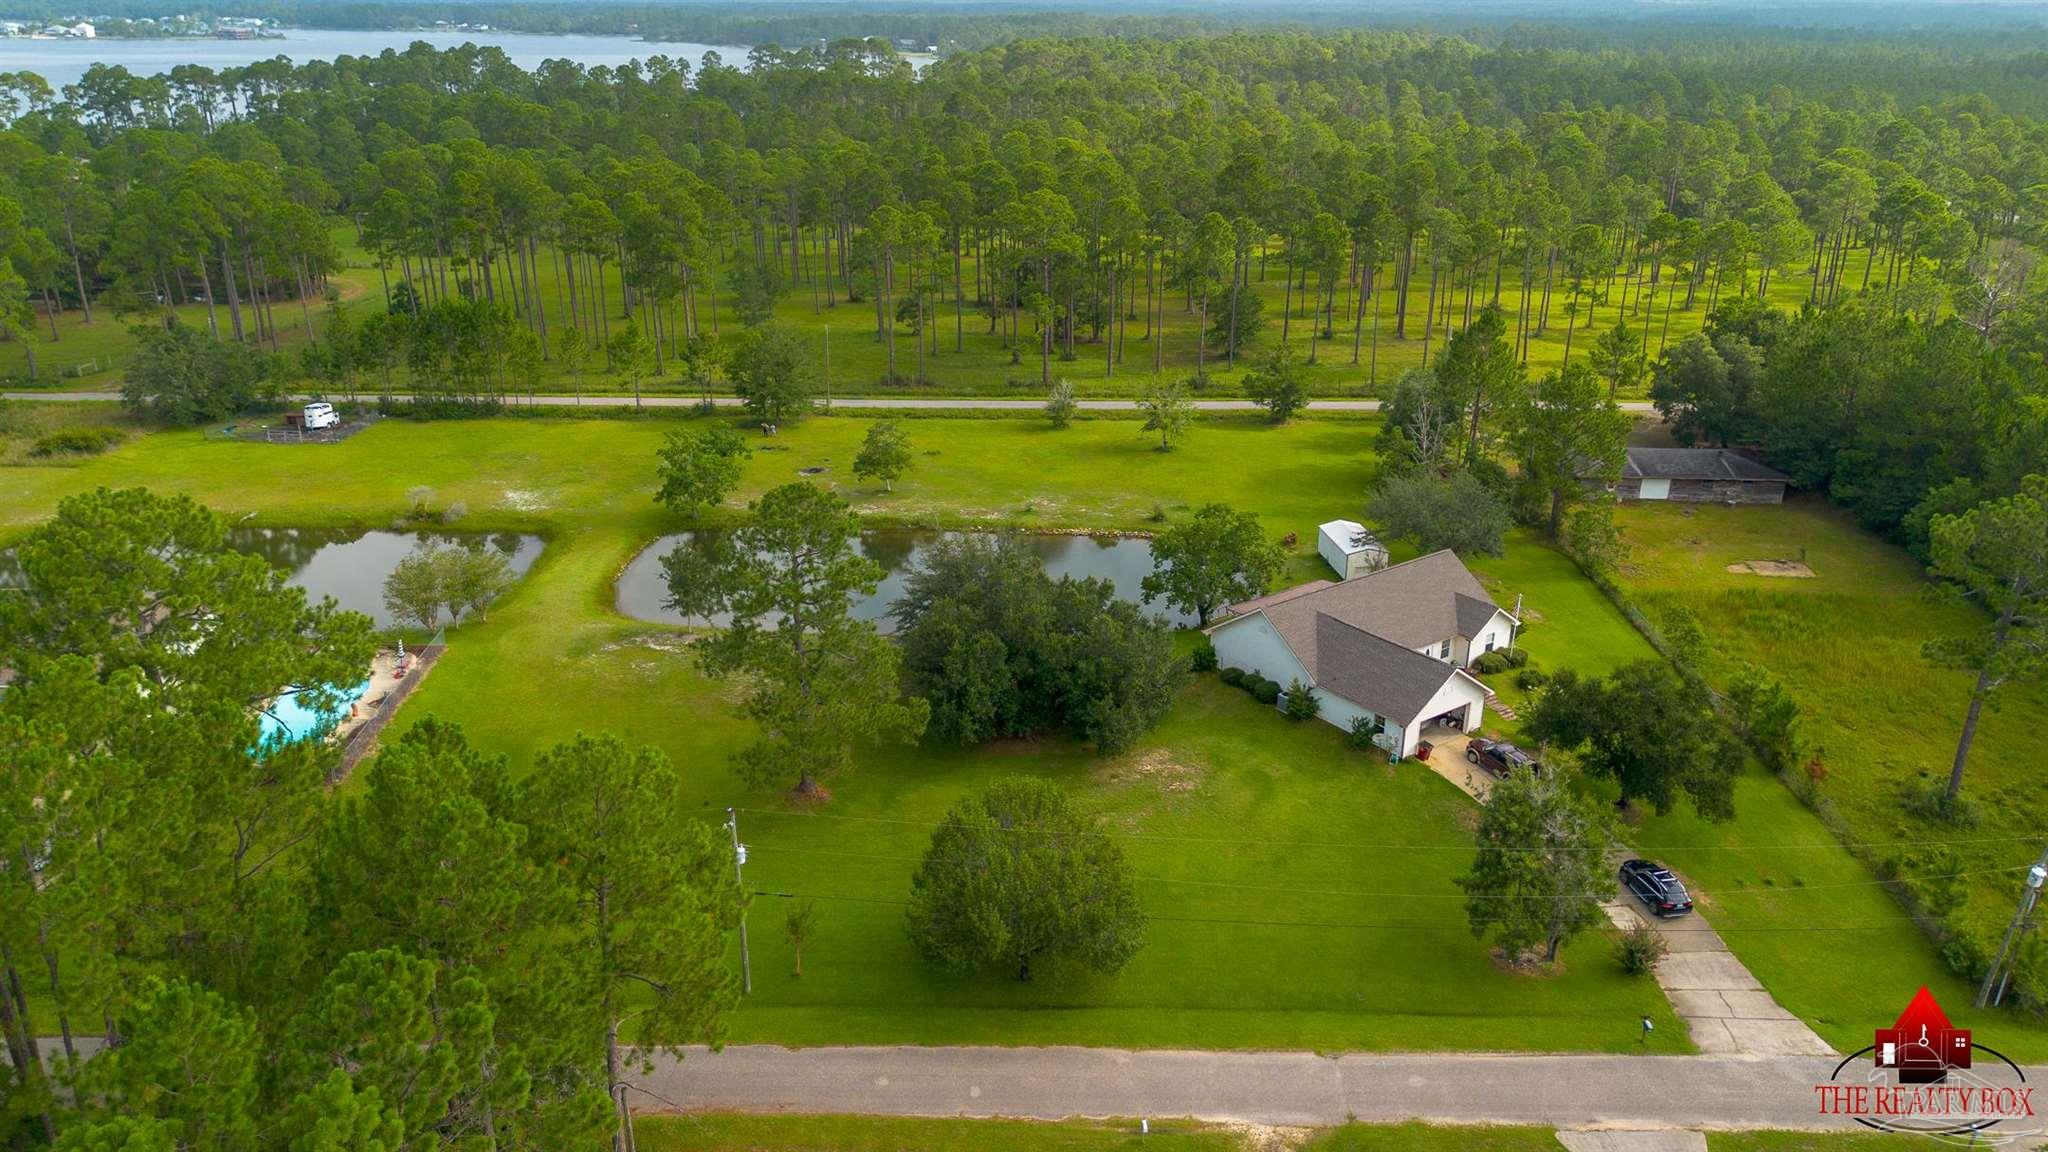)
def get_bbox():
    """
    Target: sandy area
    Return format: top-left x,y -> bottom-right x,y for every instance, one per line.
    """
332,648 -> 413,744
